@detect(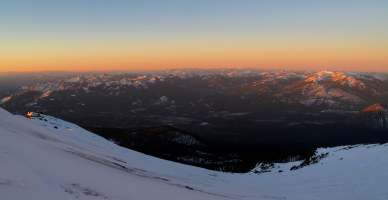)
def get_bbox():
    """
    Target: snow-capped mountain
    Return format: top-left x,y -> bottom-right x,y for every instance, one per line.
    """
304,71 -> 365,87
278,71 -> 374,107
1,107 -> 388,199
